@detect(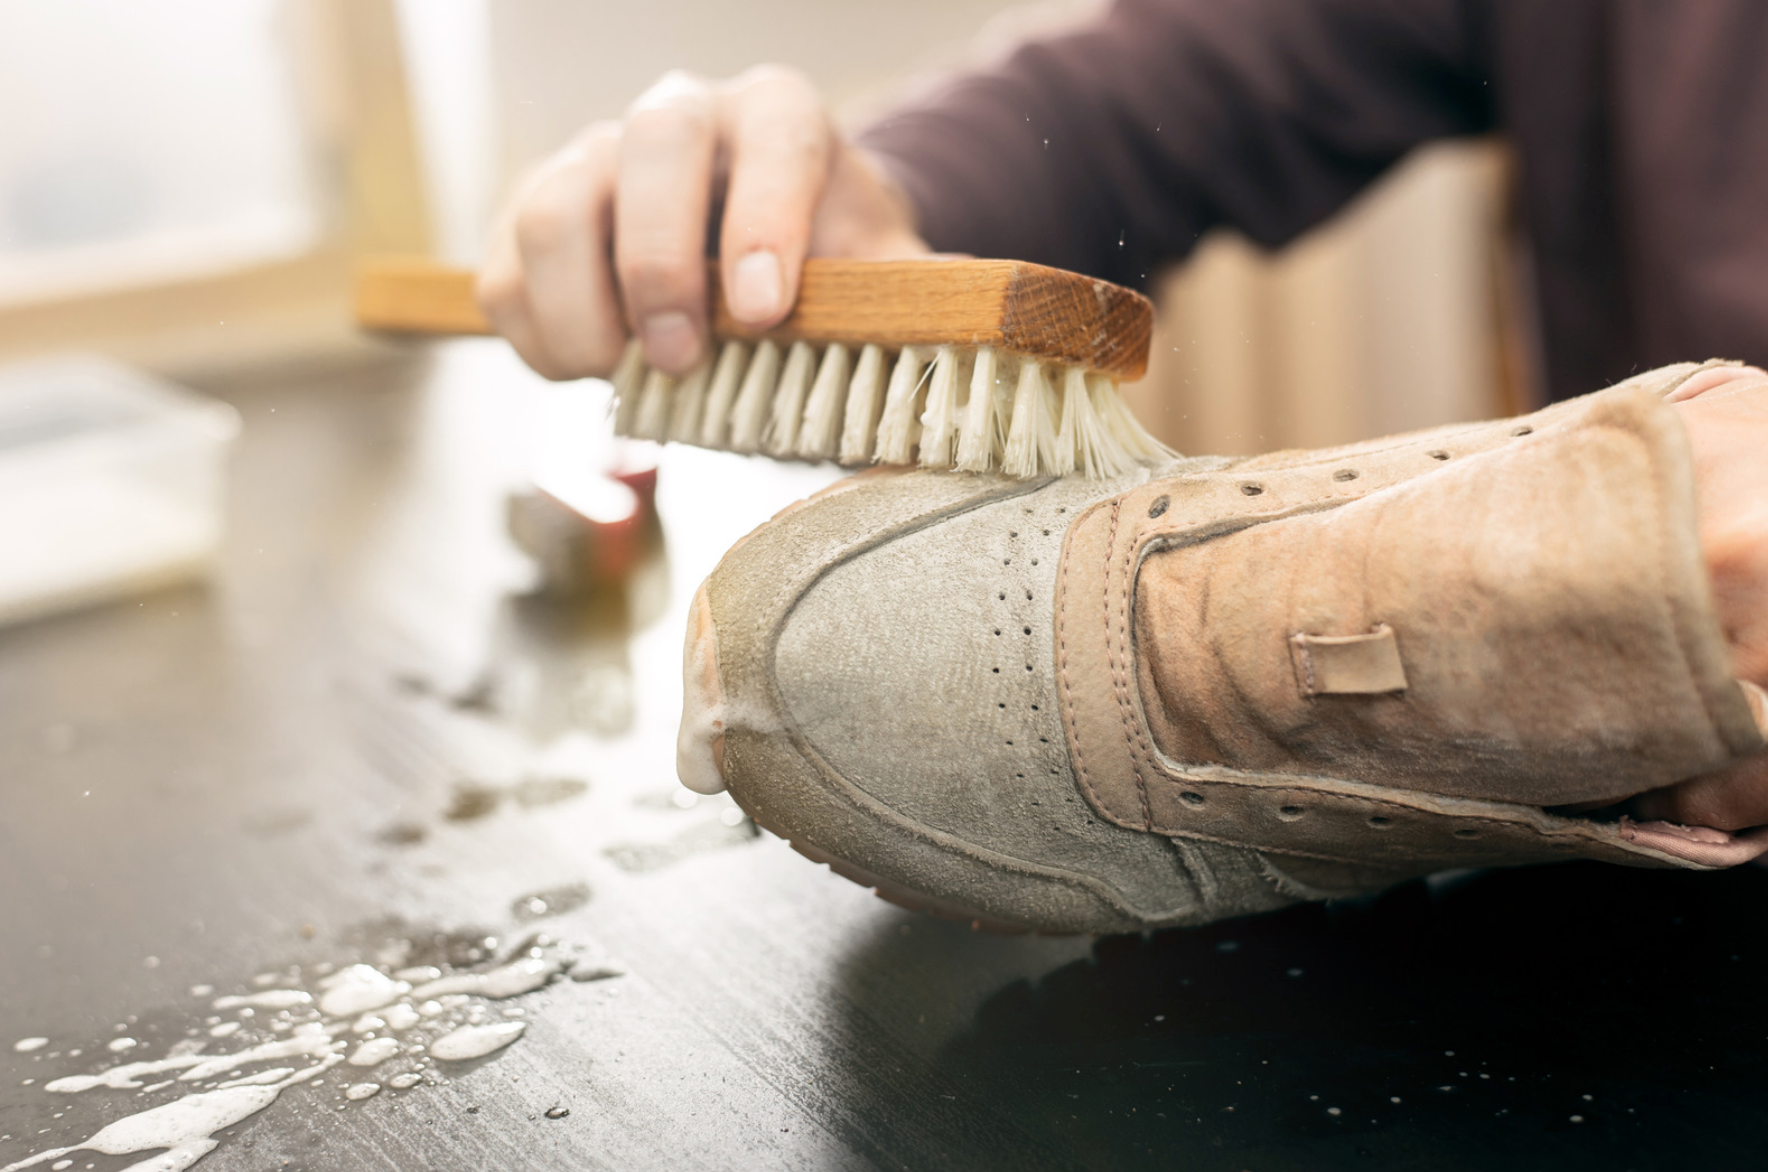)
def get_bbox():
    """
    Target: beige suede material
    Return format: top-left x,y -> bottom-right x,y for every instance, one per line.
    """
697,360 -> 1765,933
702,458 -> 1313,933
1055,364 -> 1764,879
